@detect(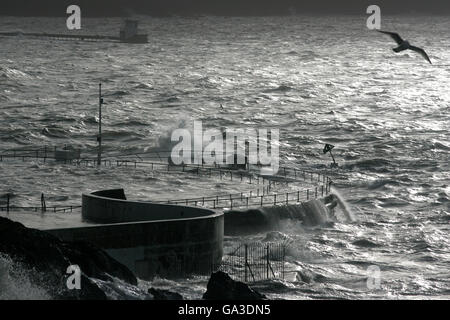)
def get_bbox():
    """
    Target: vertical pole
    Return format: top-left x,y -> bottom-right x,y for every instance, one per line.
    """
266,245 -> 269,279
6,194 -> 10,212
245,244 -> 248,283
97,83 -> 103,166
41,193 -> 46,212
